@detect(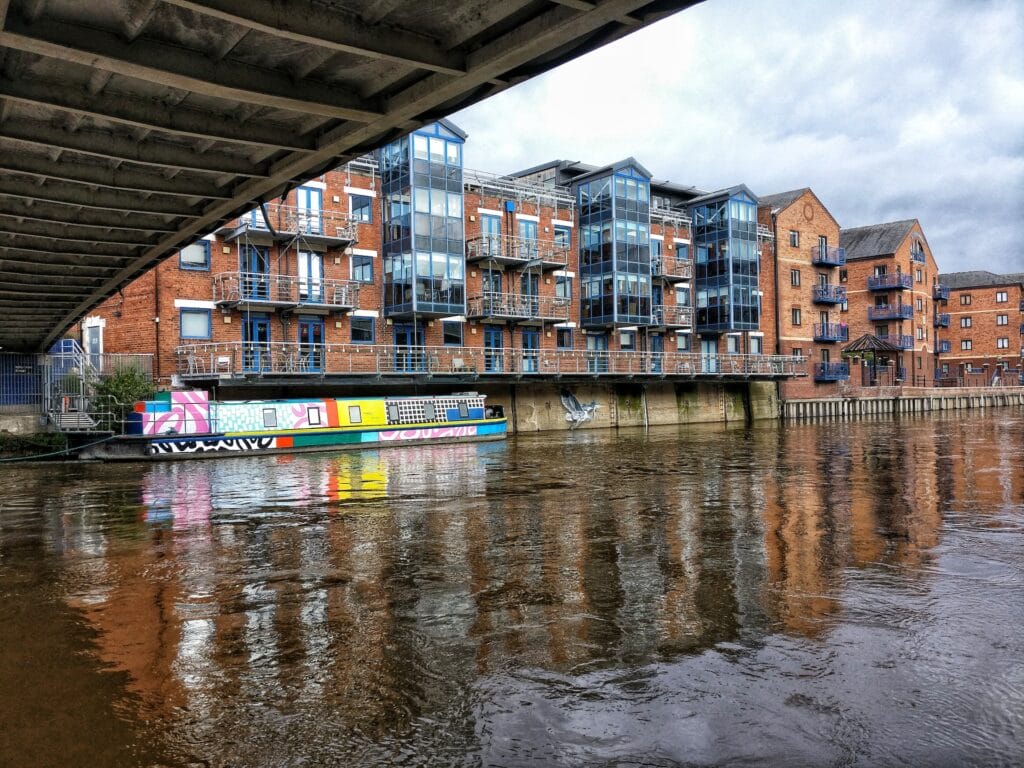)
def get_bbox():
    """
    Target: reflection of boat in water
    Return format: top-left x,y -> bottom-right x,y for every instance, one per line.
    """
82,390 -> 506,461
